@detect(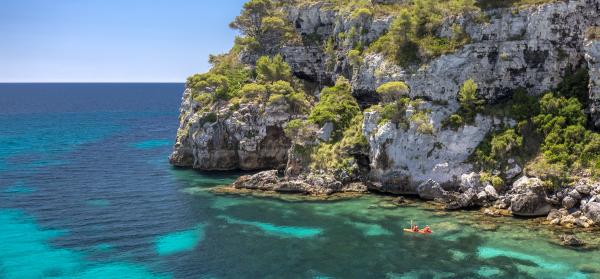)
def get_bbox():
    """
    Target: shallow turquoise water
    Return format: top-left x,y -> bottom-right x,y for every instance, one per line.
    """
1,84 -> 599,278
